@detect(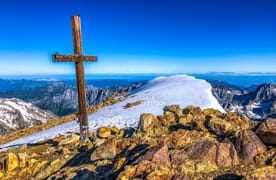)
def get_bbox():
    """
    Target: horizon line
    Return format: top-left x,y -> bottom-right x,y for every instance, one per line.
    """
0,72 -> 276,76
